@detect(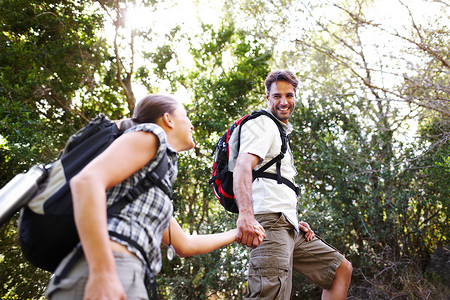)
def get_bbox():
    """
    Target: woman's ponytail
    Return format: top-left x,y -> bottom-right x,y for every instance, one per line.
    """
119,95 -> 179,131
